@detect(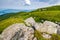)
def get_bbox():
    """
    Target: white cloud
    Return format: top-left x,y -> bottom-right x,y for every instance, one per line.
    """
25,0 -> 31,5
